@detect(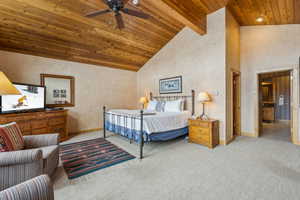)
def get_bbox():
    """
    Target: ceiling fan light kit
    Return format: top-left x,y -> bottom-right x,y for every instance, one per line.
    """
85,0 -> 149,29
